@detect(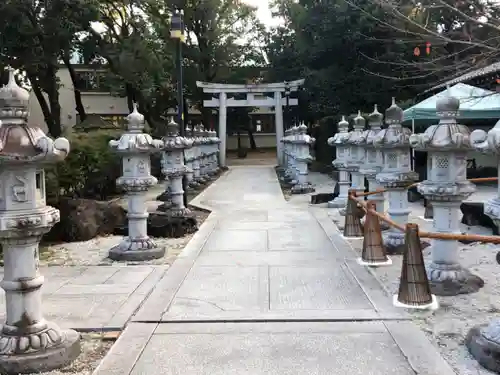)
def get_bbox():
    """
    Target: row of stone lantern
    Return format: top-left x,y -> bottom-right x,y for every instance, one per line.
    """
328,94 -> 483,296
328,93 -> 500,373
184,123 -> 220,189
280,122 -> 316,194
109,113 -> 221,262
